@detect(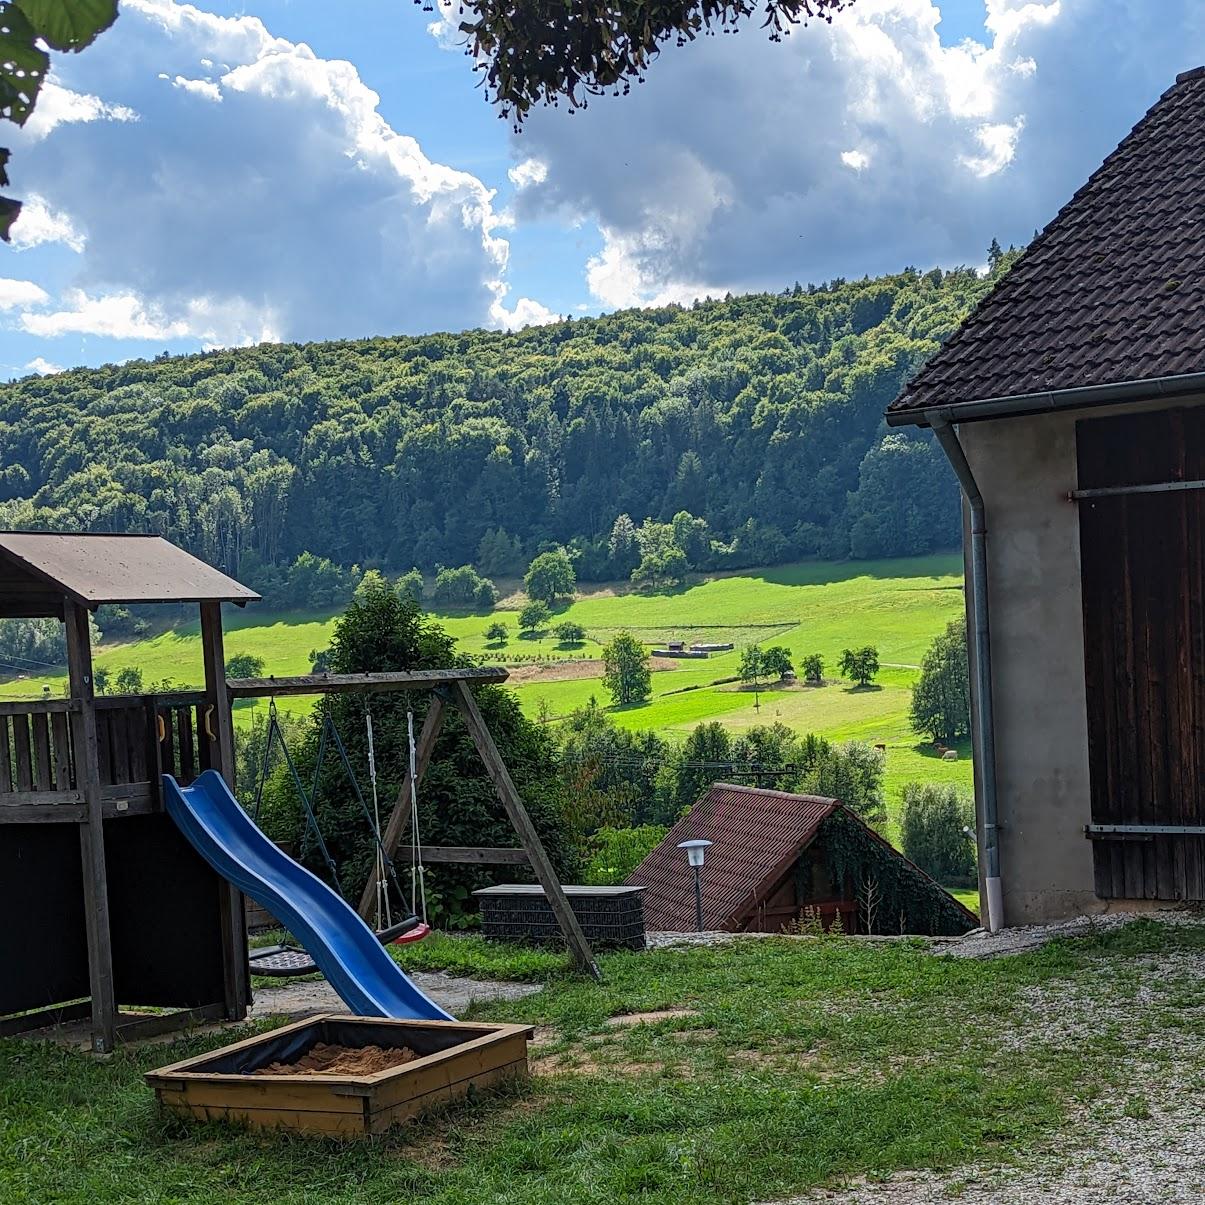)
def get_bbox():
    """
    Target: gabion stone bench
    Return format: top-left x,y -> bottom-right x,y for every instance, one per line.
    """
473,884 -> 647,951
